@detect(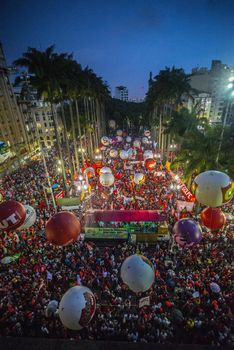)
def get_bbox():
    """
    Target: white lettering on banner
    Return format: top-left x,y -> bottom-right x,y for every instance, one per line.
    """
139,296 -> 150,308
0,211 -> 22,229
